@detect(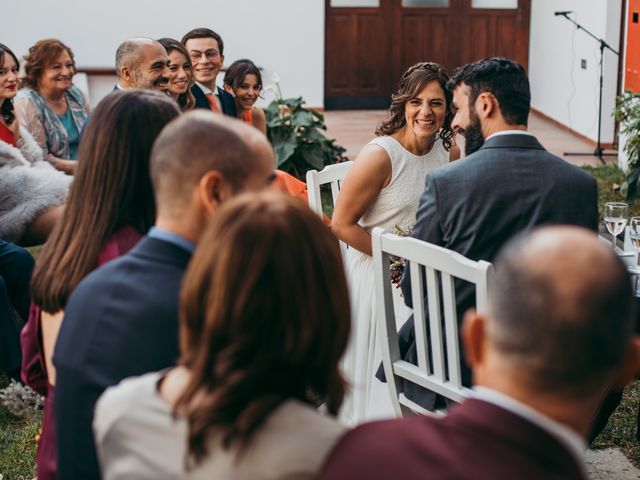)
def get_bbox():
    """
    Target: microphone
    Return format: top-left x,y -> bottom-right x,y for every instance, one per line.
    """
554,10 -> 573,16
